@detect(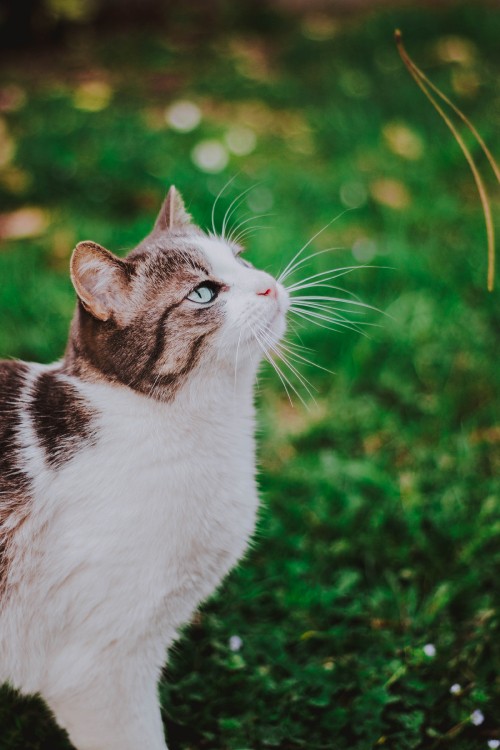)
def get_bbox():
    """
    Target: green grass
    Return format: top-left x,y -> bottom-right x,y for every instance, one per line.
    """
0,3 -> 499,748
